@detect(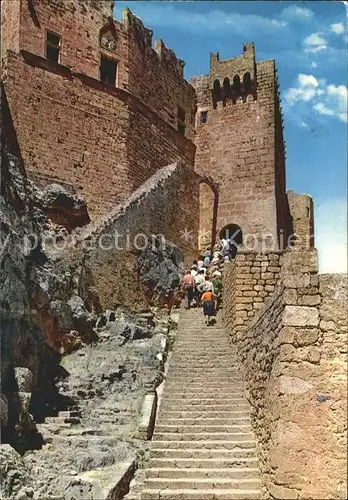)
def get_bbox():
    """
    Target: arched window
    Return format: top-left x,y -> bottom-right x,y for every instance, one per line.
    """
219,223 -> 243,258
223,77 -> 231,98
233,75 -> 241,94
213,79 -> 221,101
243,72 -> 252,92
